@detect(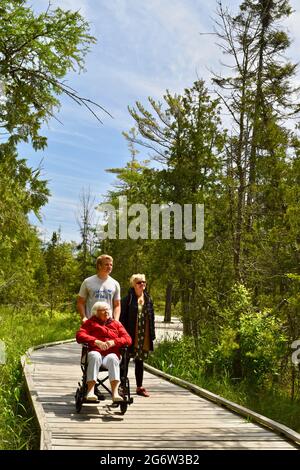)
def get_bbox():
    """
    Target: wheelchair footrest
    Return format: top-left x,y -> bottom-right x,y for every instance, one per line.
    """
111,397 -> 133,407
110,402 -> 120,408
